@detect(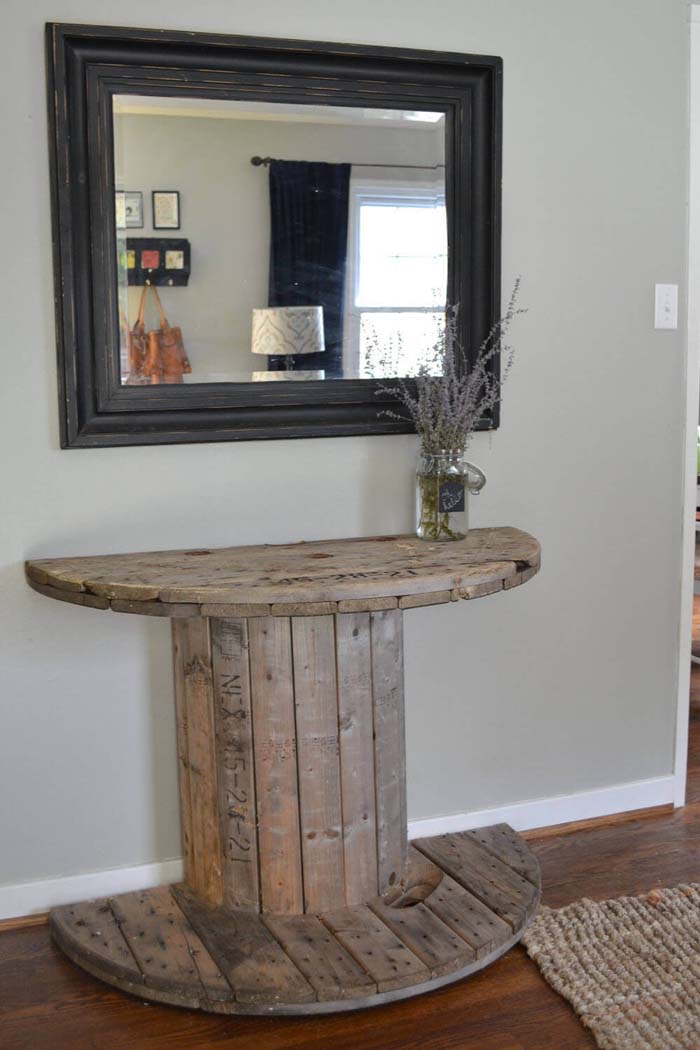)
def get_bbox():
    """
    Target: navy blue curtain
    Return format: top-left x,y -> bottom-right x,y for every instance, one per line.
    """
268,160 -> 351,377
